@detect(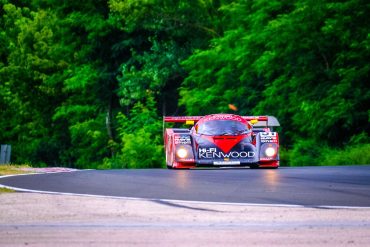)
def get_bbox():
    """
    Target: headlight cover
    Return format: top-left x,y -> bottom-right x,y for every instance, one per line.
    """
260,143 -> 278,159
176,147 -> 188,159
265,146 -> 277,157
